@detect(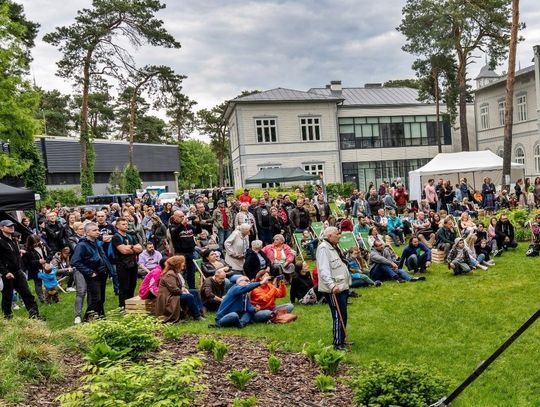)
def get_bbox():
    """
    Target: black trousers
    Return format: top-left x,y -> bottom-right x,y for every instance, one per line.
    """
1,269 -> 39,318
84,273 -> 107,320
117,262 -> 138,308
